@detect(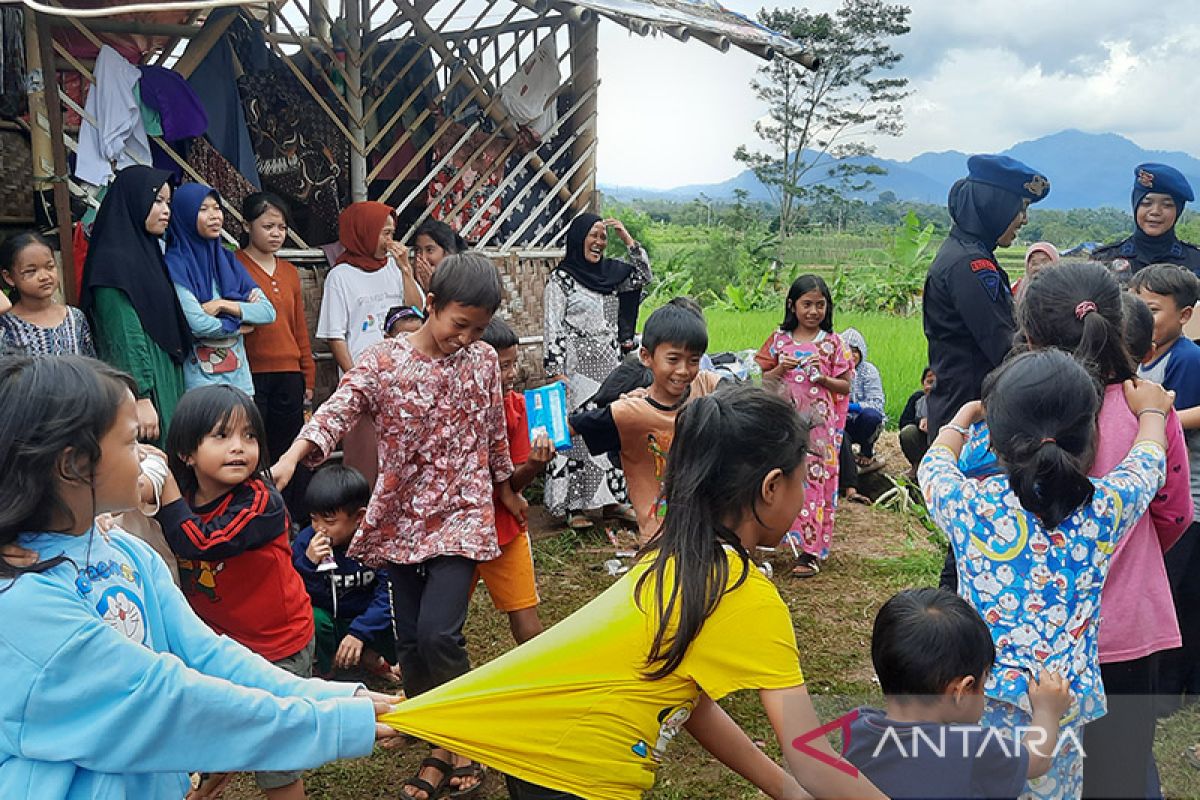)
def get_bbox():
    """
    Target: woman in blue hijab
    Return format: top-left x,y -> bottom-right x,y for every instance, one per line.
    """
166,183 -> 276,395
1092,162 -> 1200,279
